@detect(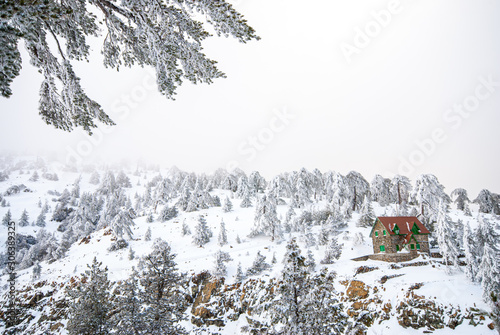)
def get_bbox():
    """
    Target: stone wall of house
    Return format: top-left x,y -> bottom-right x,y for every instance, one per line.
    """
367,252 -> 421,263
372,221 -> 396,253
413,235 -> 430,253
